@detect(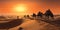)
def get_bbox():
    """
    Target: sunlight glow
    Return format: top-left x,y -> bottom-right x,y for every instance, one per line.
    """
13,4 -> 27,13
